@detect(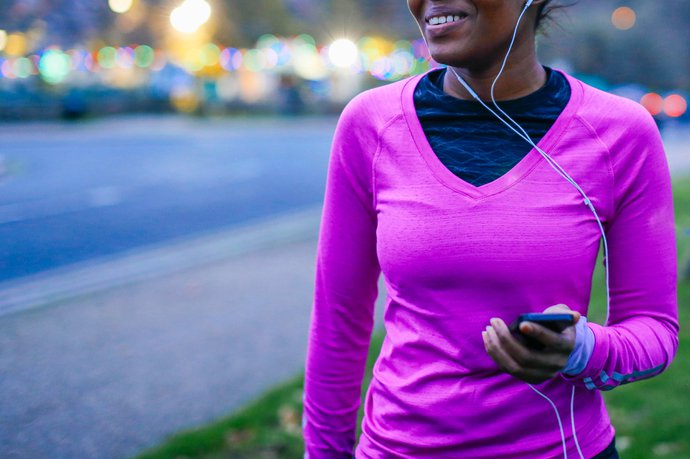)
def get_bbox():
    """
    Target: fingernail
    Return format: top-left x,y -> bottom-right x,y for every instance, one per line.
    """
490,318 -> 499,327
522,323 -> 532,333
